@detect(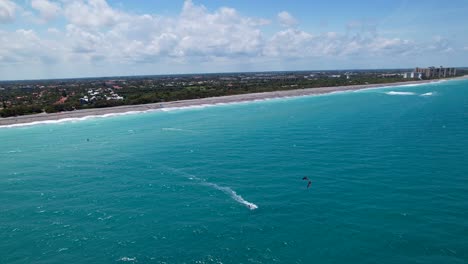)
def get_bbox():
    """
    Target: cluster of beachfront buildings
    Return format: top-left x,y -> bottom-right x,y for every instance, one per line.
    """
80,88 -> 123,104
403,66 -> 457,79
414,67 -> 457,78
